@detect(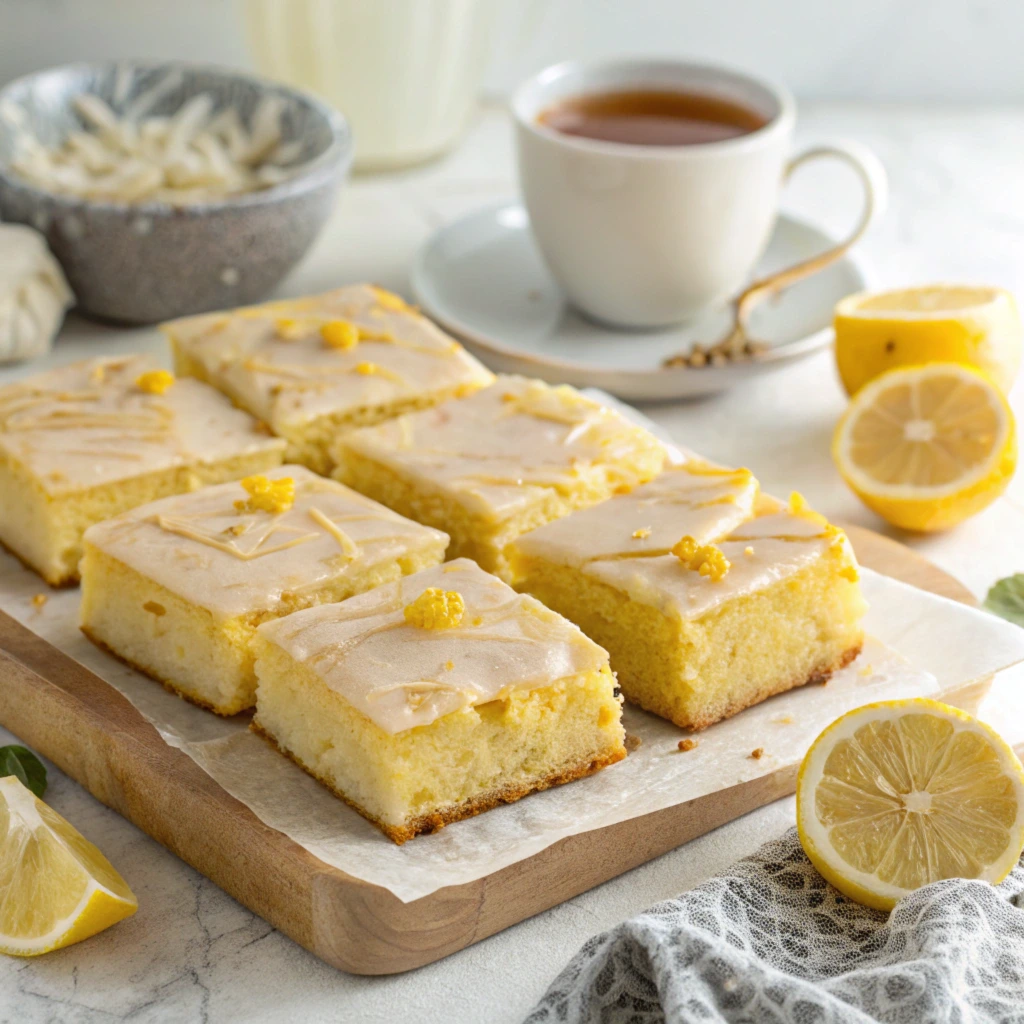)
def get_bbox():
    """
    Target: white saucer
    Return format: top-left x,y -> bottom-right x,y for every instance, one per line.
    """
411,201 -> 871,401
